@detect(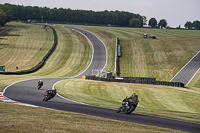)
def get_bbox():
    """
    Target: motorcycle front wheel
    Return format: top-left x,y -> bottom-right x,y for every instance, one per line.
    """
43,95 -> 50,102
38,85 -> 41,90
116,106 -> 122,113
